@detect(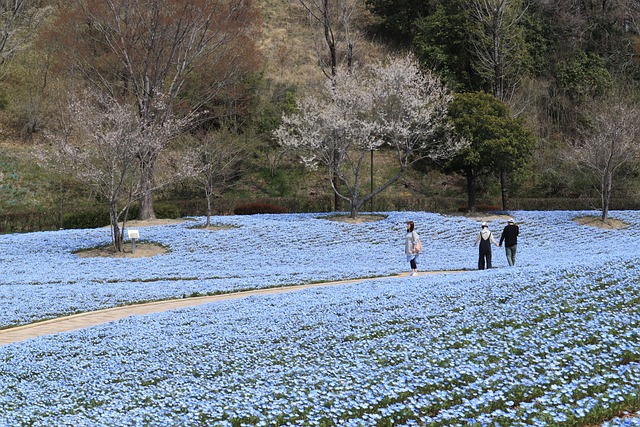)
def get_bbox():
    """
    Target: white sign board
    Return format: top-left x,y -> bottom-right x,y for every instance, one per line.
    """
127,229 -> 140,239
